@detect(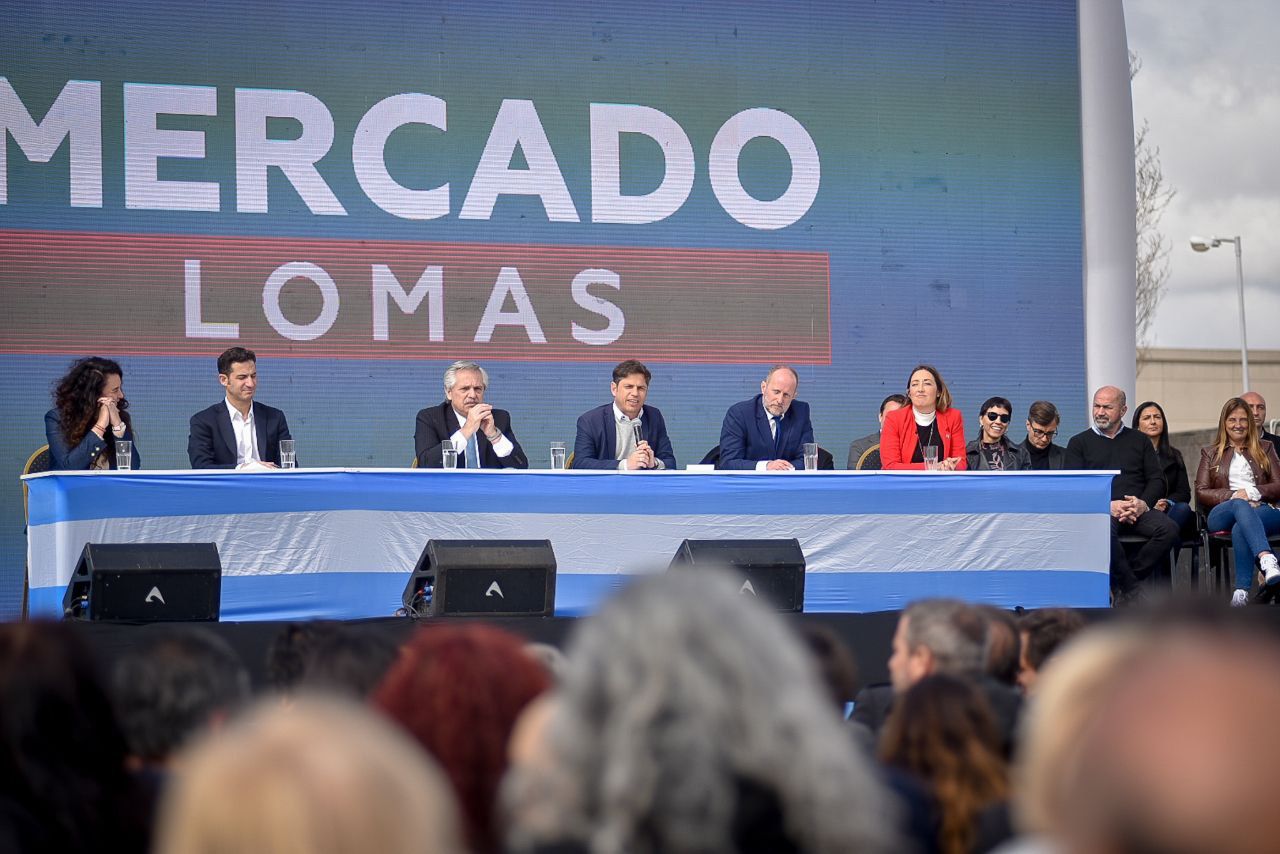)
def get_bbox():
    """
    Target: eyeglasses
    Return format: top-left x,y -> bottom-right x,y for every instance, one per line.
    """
1029,426 -> 1058,439
984,412 -> 1011,423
